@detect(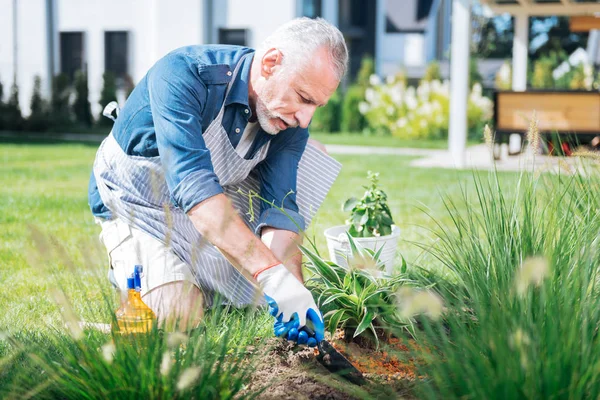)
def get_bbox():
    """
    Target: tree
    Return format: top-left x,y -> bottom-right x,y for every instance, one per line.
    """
469,57 -> 483,88
27,75 -> 48,132
72,70 -> 93,127
0,76 -> 4,130
529,17 -> 588,62
4,81 -> 24,131
50,73 -> 73,129
98,71 -> 117,126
